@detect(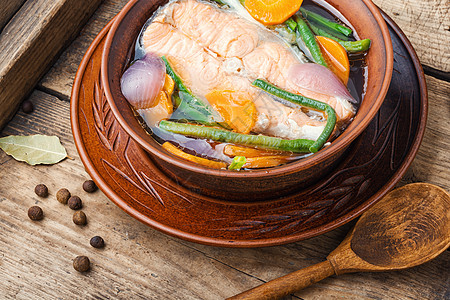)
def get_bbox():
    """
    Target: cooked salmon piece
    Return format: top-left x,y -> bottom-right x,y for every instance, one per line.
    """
243,42 -> 298,89
164,0 -> 259,58
141,0 -> 355,140
243,43 -> 355,122
252,91 -> 326,140
142,20 -> 224,96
